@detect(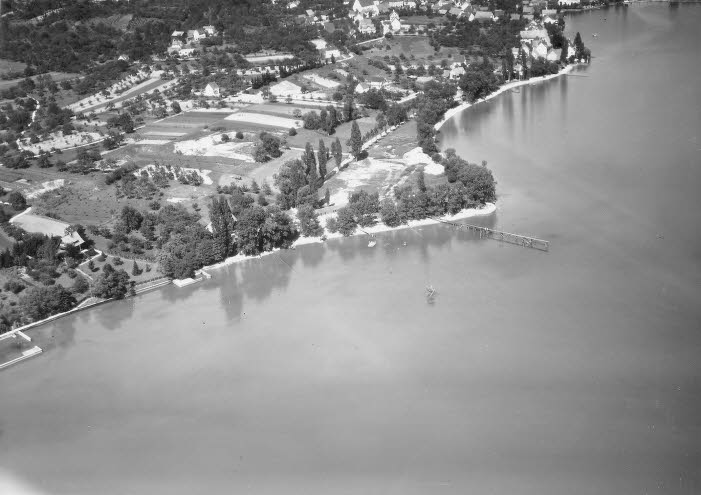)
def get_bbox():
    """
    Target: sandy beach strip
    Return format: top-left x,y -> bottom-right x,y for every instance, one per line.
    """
434,65 -> 575,131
